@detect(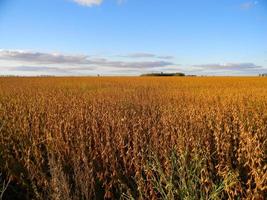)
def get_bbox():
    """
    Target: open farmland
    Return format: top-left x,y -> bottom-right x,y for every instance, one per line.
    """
0,77 -> 266,200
